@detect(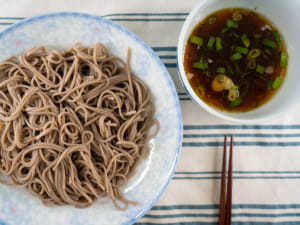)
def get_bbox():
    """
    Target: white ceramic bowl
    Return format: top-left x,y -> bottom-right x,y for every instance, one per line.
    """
177,0 -> 300,123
